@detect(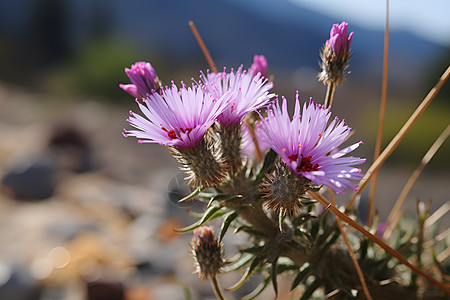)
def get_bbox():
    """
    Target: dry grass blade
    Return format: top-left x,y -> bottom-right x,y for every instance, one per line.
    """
347,65 -> 450,209
245,118 -> 262,163
328,188 -> 373,300
367,0 -> 390,227
307,190 -> 450,294
189,21 -> 218,74
383,125 -> 450,239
